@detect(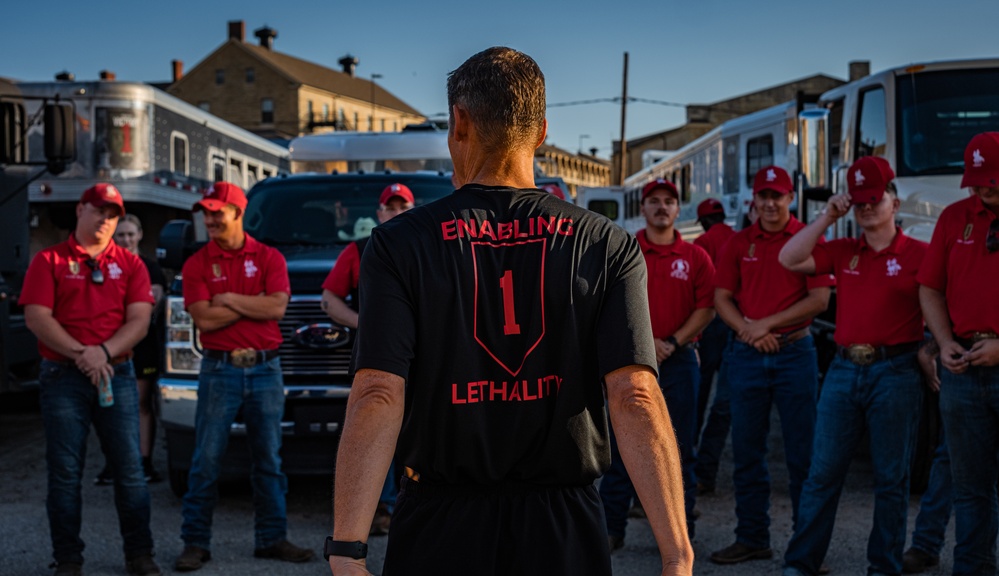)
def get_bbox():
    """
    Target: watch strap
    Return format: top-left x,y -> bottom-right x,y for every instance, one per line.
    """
324,537 -> 367,560
666,335 -> 679,348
